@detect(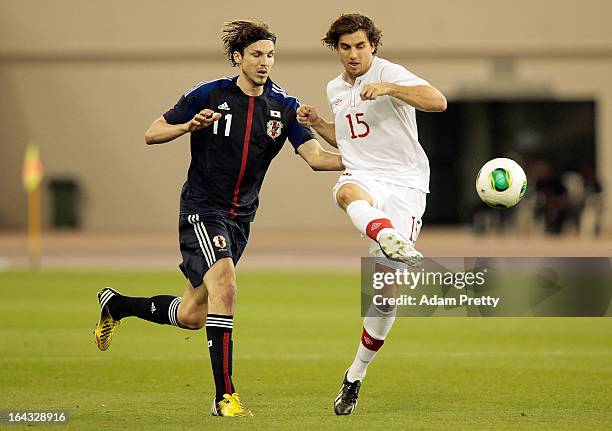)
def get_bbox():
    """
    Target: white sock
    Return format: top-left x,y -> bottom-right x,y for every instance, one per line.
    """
346,304 -> 397,382
345,200 -> 395,241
